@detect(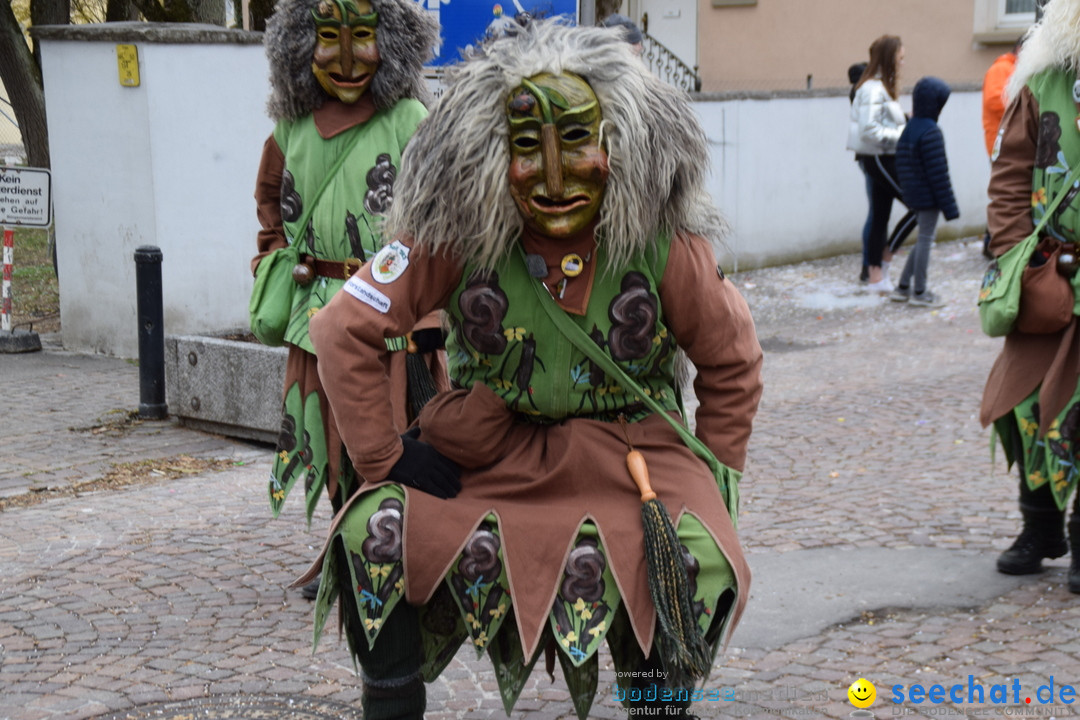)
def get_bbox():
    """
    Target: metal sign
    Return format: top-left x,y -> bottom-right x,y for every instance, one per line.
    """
0,166 -> 52,227
419,0 -> 580,67
117,44 -> 141,87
